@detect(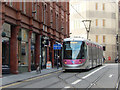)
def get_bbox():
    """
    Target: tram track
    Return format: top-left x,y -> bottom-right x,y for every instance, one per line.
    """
44,65 -> 108,89
85,69 -> 109,89
115,73 -> 120,90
